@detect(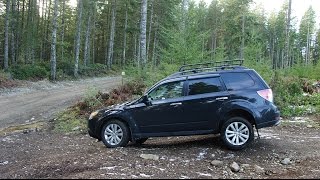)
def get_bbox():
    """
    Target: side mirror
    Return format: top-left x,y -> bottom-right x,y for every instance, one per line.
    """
142,95 -> 152,106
